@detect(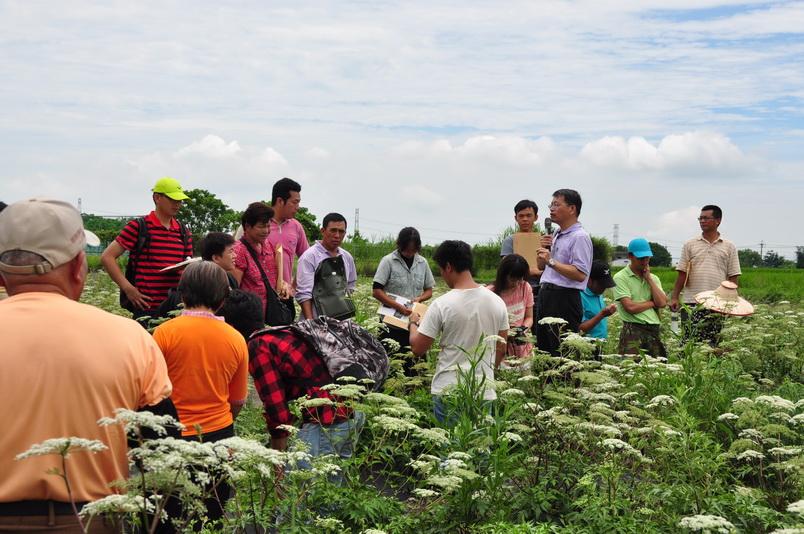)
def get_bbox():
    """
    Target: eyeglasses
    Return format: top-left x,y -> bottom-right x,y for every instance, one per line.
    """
549,202 -> 567,209
697,216 -> 717,221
